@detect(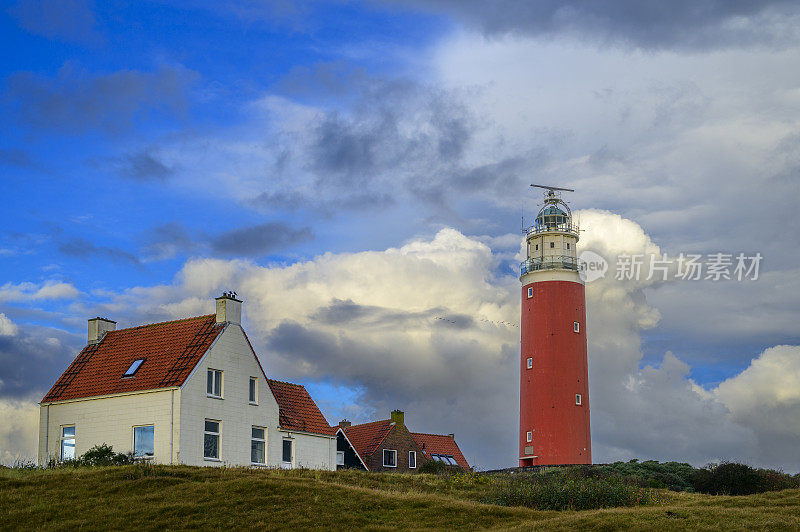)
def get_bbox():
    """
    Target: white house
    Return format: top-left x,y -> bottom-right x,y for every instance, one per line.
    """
38,294 -> 336,469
